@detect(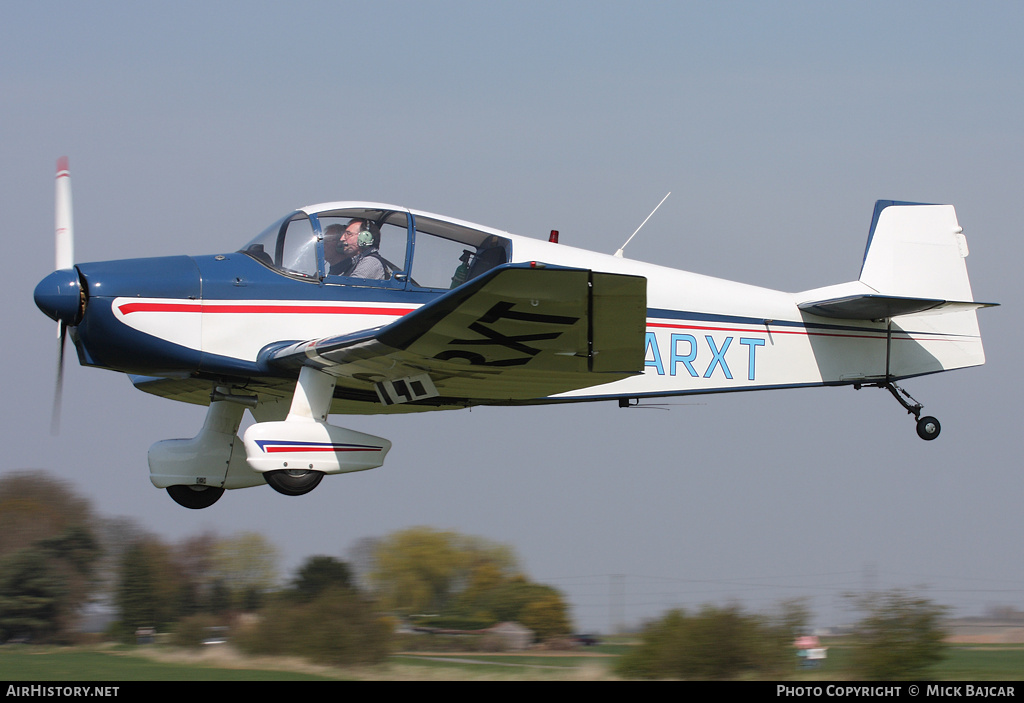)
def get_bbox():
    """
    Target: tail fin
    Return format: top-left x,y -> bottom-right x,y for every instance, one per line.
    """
799,201 -> 996,320
859,201 -> 973,301
797,201 -> 996,379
